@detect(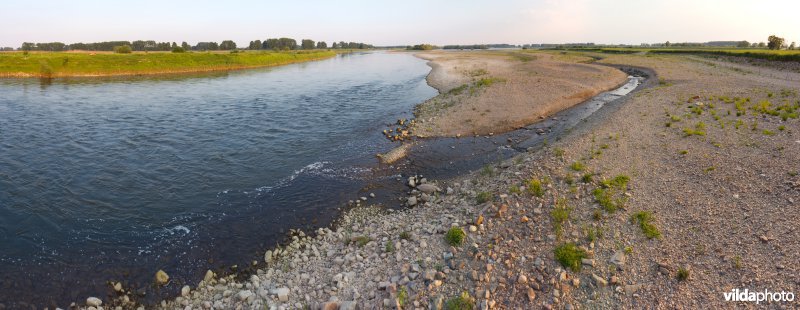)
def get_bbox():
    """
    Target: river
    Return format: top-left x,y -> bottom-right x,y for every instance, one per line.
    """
0,51 -> 437,307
